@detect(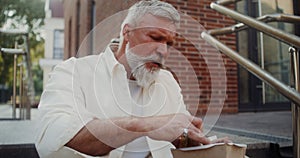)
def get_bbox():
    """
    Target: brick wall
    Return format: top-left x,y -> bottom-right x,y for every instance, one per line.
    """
63,0 -> 239,114
64,0 -> 93,57
63,0 -> 78,58
164,0 -> 238,115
